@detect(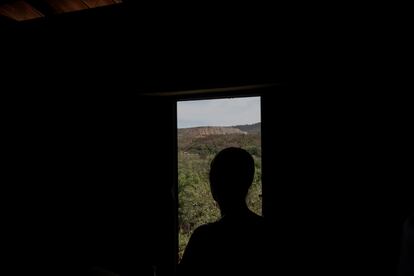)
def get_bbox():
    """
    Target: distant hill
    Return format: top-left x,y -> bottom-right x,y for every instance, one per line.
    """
178,126 -> 247,139
177,122 -> 261,156
178,122 -> 260,137
232,122 -> 261,134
